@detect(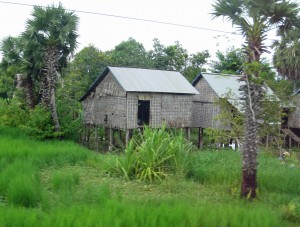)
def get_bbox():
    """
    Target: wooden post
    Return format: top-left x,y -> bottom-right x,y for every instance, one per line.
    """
87,124 -> 90,148
186,127 -> 191,141
95,125 -> 99,152
83,124 -> 87,146
198,127 -> 204,149
126,129 -> 131,147
109,128 -> 114,151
